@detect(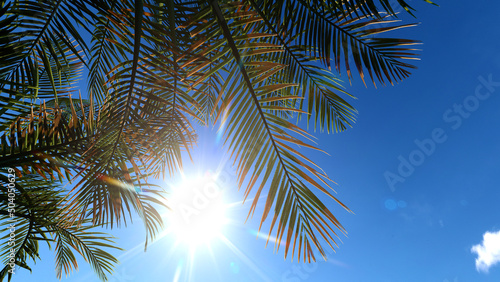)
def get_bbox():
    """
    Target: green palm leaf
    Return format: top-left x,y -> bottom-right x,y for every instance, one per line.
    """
252,0 -> 423,87
0,0 -> 434,278
0,172 -> 121,281
174,0 -> 351,262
